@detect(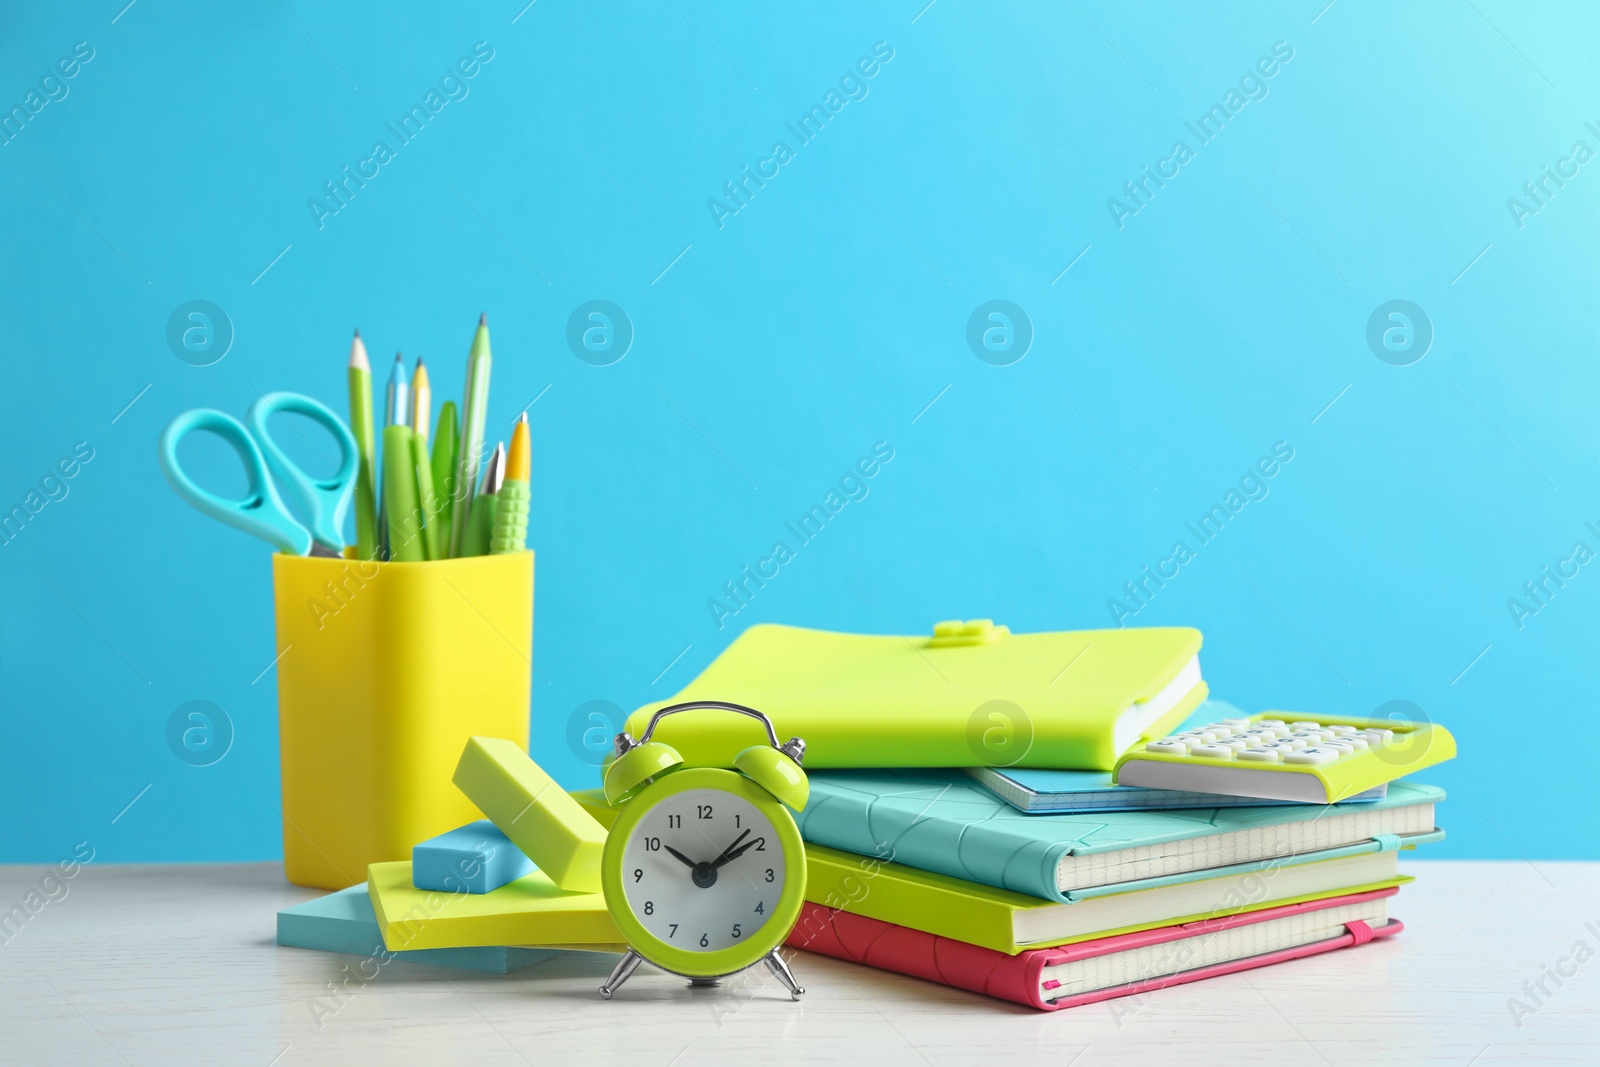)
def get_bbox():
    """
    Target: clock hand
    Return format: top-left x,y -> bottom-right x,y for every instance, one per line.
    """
662,845 -> 698,870
707,828 -> 751,869
712,835 -> 763,869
